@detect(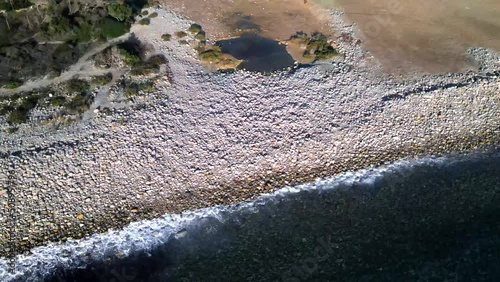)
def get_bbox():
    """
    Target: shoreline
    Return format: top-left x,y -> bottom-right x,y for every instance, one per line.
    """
0,7 -> 499,258
1,137 -> 499,259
